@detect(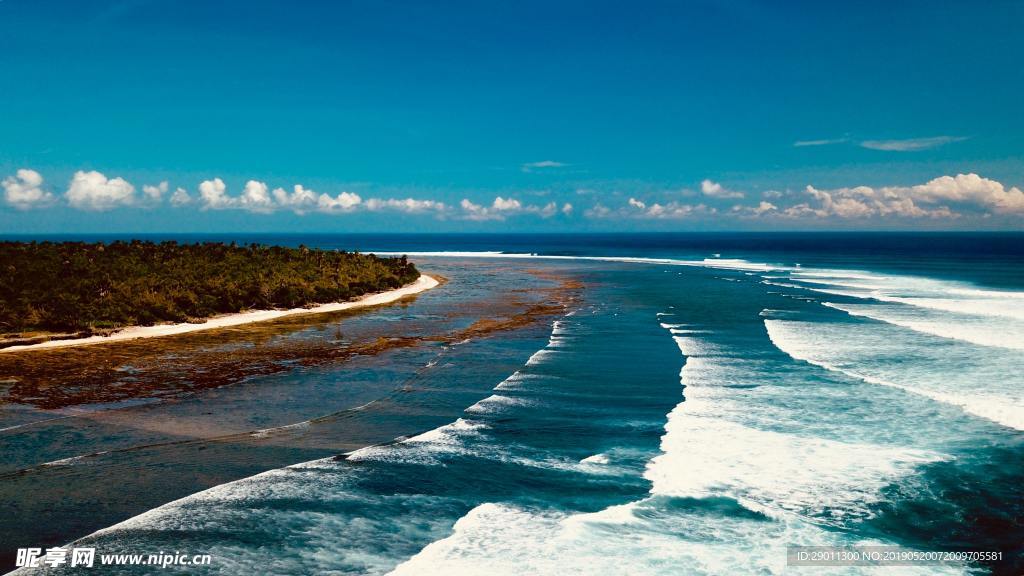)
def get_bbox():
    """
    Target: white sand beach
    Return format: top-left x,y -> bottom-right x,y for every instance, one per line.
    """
1,275 -> 439,354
